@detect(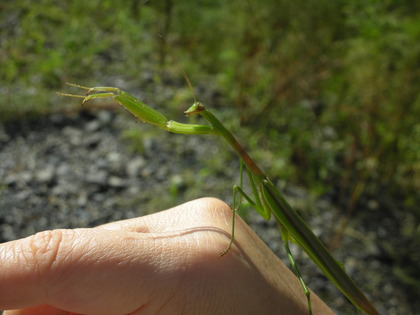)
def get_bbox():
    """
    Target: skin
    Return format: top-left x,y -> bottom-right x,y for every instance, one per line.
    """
0,198 -> 334,315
